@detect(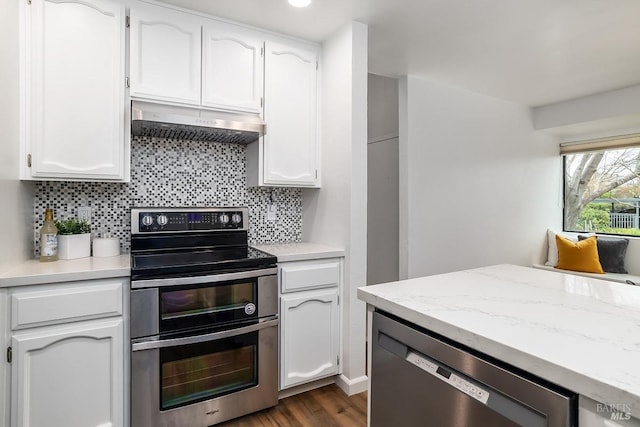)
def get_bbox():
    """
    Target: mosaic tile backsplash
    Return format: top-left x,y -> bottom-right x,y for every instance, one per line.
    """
34,137 -> 303,255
